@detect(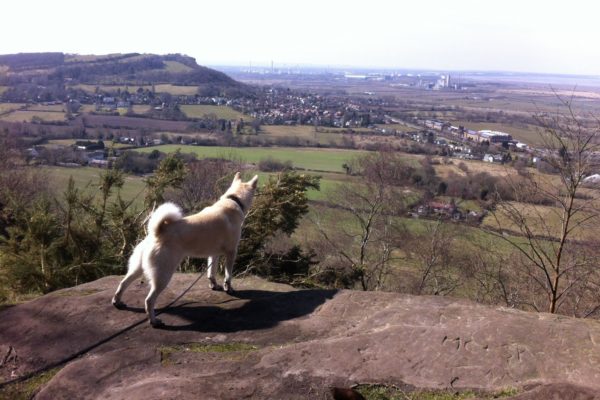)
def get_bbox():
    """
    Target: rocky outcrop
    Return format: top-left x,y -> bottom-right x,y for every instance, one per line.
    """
1,274 -> 600,399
